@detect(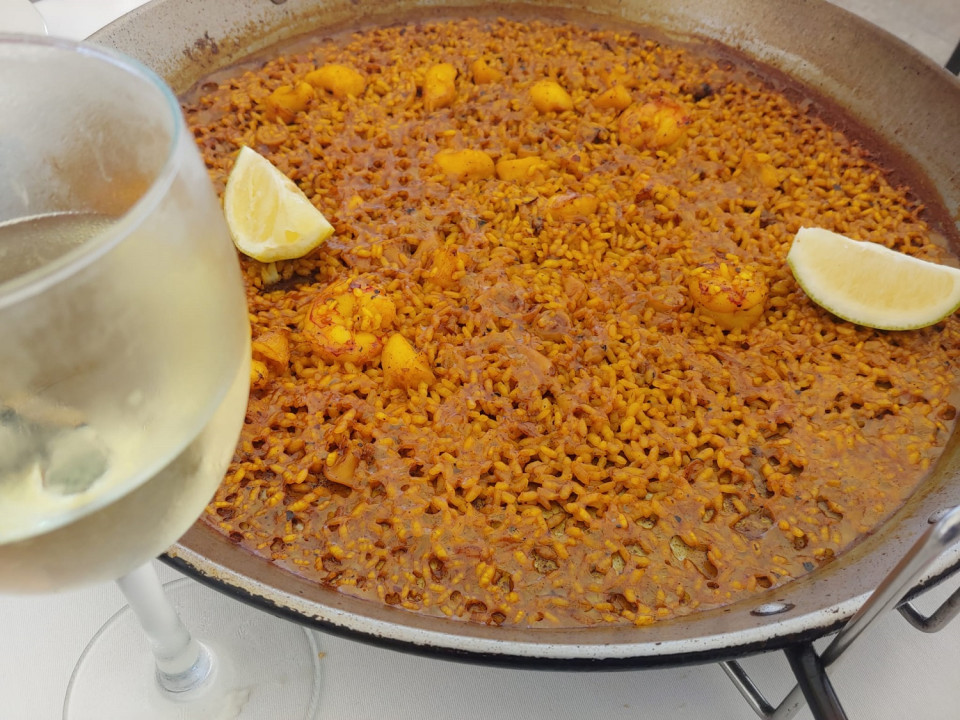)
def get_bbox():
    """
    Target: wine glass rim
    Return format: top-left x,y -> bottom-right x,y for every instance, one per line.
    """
0,33 -> 184,309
